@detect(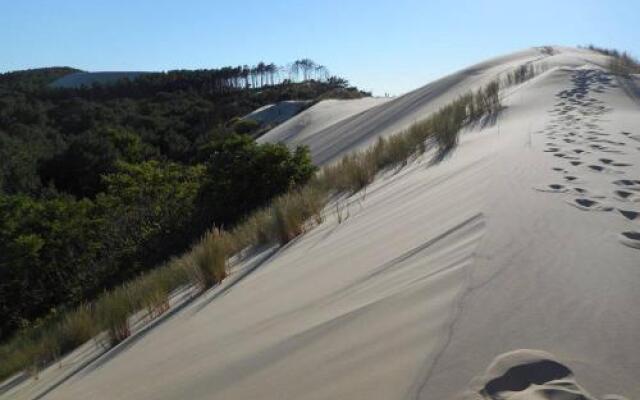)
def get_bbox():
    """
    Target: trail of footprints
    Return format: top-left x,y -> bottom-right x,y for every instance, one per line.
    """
534,69 -> 640,250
